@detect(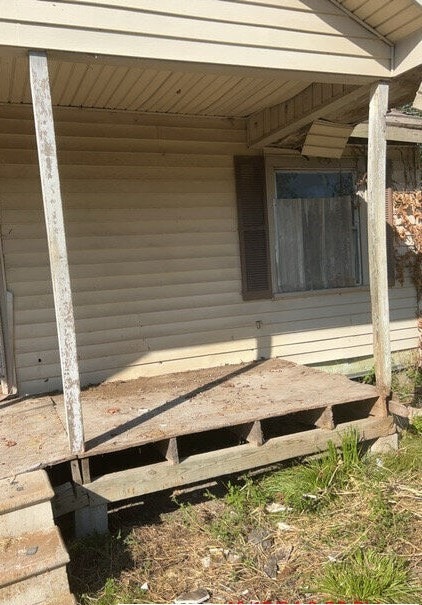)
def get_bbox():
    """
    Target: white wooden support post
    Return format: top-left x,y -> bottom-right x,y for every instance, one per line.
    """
29,51 -> 85,454
367,81 -> 391,402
